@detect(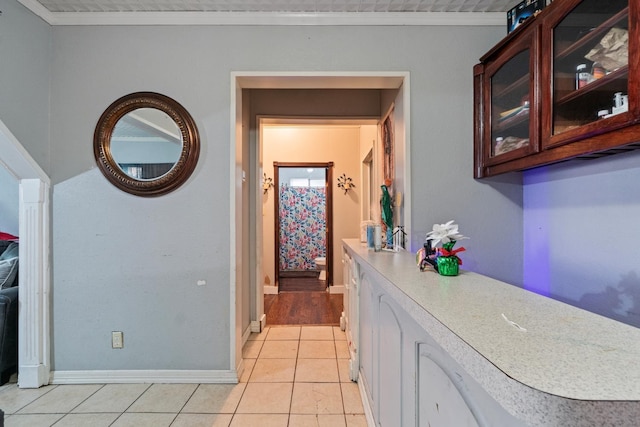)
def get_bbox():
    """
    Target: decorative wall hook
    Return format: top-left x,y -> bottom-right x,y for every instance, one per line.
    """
337,173 -> 355,194
262,173 -> 274,194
